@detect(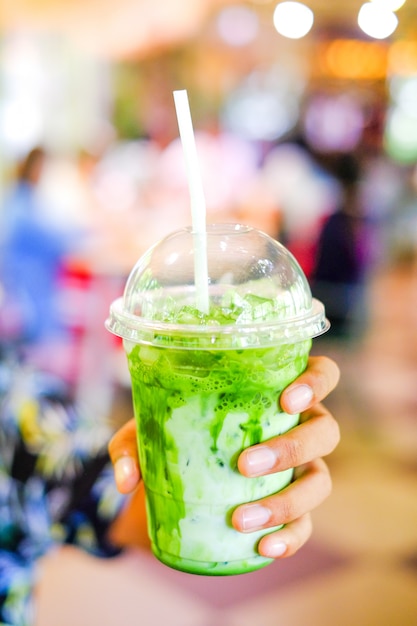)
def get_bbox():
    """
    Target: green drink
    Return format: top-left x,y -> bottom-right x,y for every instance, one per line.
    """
107,224 -> 328,575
